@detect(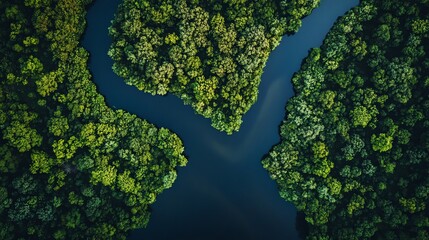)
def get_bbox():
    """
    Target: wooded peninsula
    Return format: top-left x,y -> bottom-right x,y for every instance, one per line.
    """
108,0 -> 320,134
